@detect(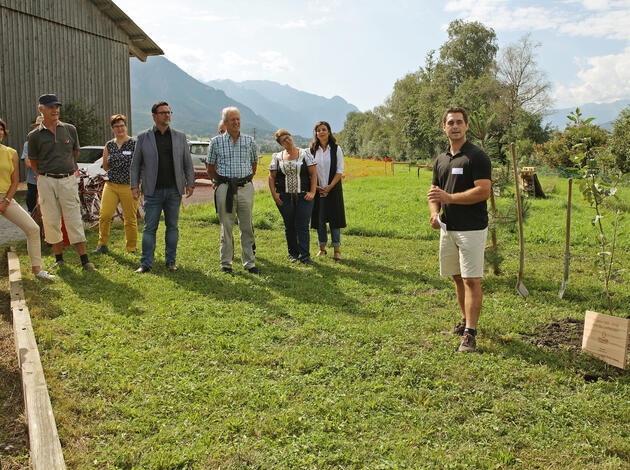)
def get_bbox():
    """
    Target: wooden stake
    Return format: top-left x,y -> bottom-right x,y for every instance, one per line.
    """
511,143 -> 529,298
559,178 -> 573,298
